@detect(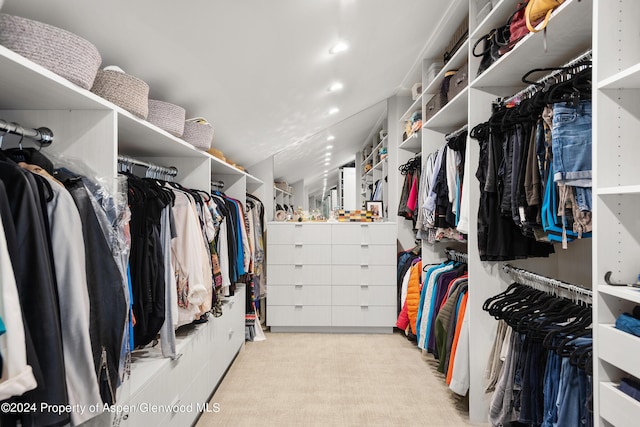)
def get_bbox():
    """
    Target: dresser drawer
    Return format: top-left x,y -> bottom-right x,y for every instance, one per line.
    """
268,223 -> 331,245
331,306 -> 396,327
332,285 -> 395,306
331,223 -> 396,245
267,305 -> 331,327
268,285 -> 332,306
267,264 -> 331,285
331,265 -> 395,286
331,244 -> 396,266
268,244 -> 332,265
